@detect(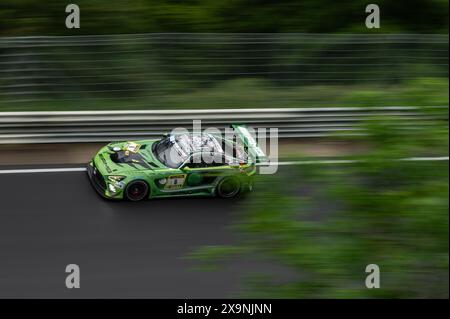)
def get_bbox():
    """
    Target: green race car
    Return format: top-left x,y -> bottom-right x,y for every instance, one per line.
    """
87,124 -> 267,201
